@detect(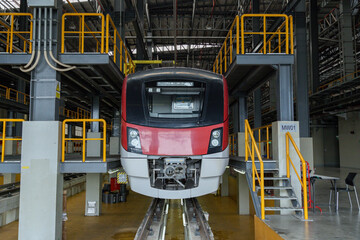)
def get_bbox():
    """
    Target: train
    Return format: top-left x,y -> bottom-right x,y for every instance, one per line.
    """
120,68 -> 229,199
